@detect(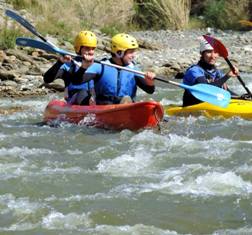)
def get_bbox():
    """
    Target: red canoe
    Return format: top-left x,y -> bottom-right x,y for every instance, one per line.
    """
43,100 -> 164,131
